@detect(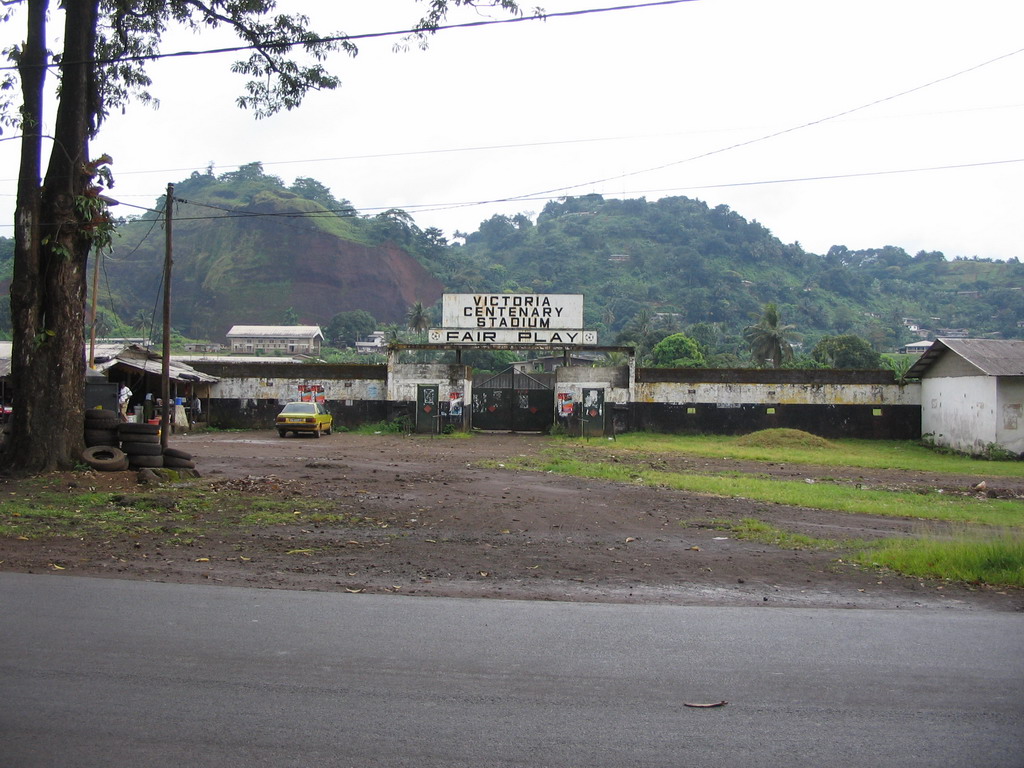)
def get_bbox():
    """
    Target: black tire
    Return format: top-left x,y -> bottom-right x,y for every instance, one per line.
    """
117,430 -> 160,444
163,456 -> 196,469
163,447 -> 192,460
121,441 -> 163,456
325,424 -> 332,436
84,428 -> 119,446
129,454 -> 163,468
313,426 -> 321,438
118,422 -> 160,436
84,410 -> 119,425
278,430 -> 288,438
81,445 -> 129,472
